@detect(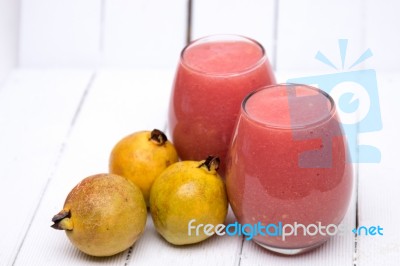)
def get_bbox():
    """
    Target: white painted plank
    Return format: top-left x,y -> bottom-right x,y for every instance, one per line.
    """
0,69 -> 93,265
357,73 -> 400,266
101,0 -> 187,68
364,0 -> 400,72
277,0 -> 365,72
19,0 -> 101,67
0,0 -> 19,85
192,0 -> 276,68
